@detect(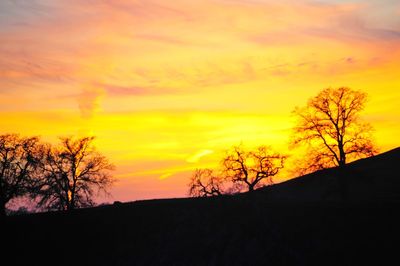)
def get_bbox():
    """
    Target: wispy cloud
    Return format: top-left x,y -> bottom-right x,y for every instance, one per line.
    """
78,87 -> 104,119
135,34 -> 191,46
186,149 -> 214,163
101,83 -> 178,97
